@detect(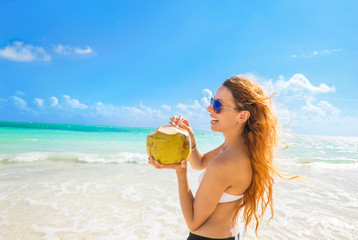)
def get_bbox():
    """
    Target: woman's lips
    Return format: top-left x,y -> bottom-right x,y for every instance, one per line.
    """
211,120 -> 218,125
211,116 -> 219,125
